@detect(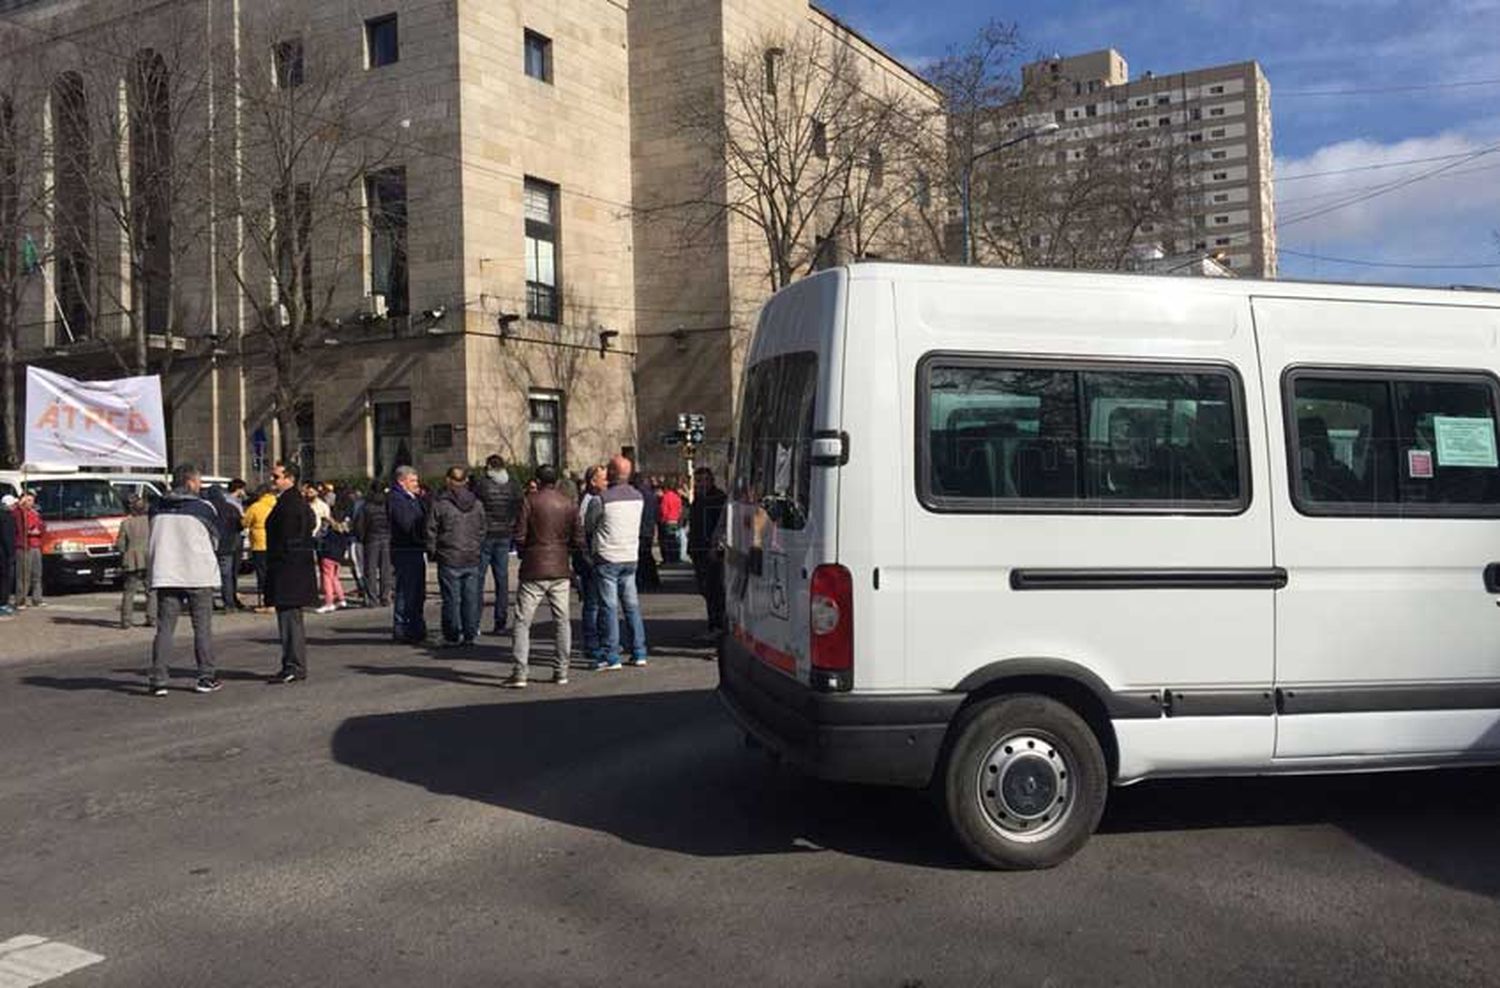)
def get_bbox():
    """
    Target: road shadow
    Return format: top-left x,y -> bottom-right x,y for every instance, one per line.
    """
45,615 -> 129,629
331,688 -> 967,869
22,666 -> 274,694
1102,768 -> 1500,899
